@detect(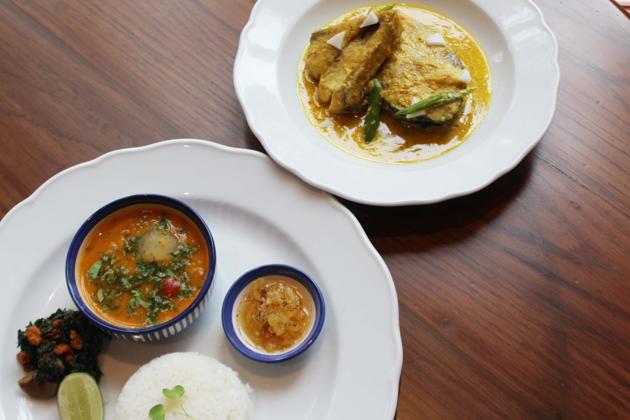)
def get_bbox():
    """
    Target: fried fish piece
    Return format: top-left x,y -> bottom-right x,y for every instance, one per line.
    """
380,14 -> 469,126
304,14 -> 367,82
317,11 -> 400,114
